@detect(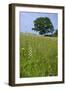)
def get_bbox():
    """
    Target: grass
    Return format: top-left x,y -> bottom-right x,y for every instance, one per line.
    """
20,33 -> 58,78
